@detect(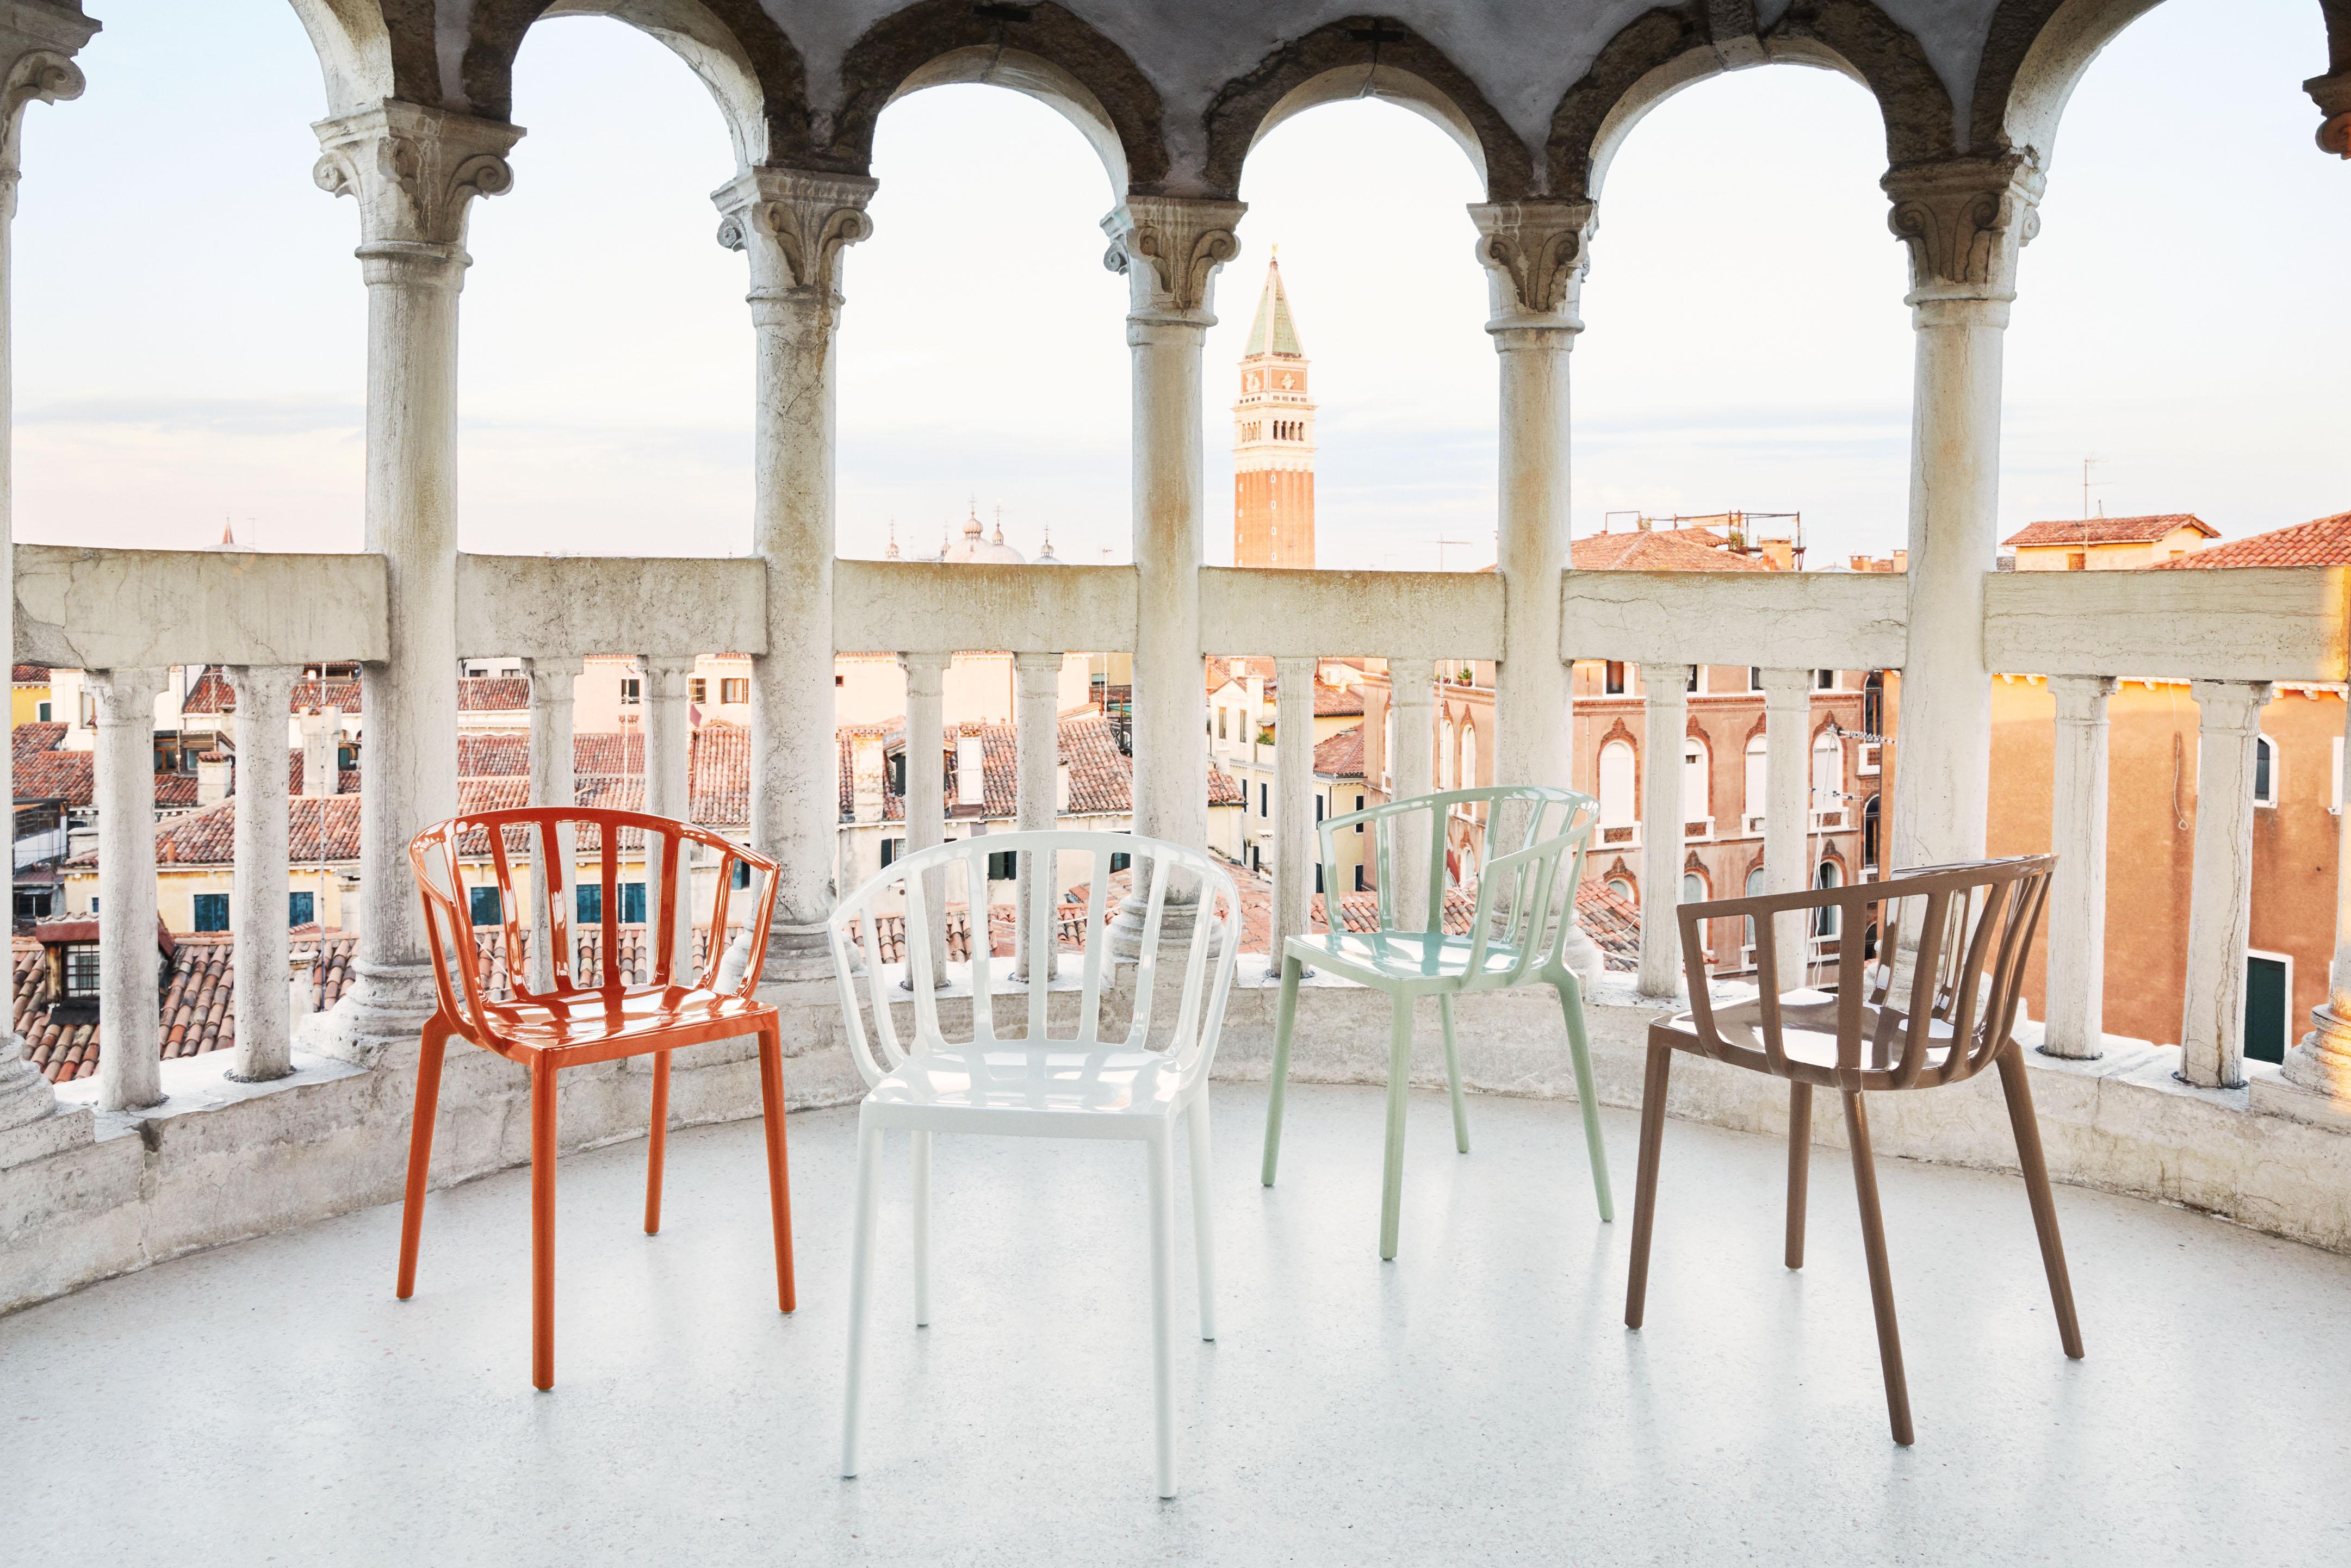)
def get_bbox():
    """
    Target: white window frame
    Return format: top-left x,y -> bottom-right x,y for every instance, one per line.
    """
2254,733 -> 2279,809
